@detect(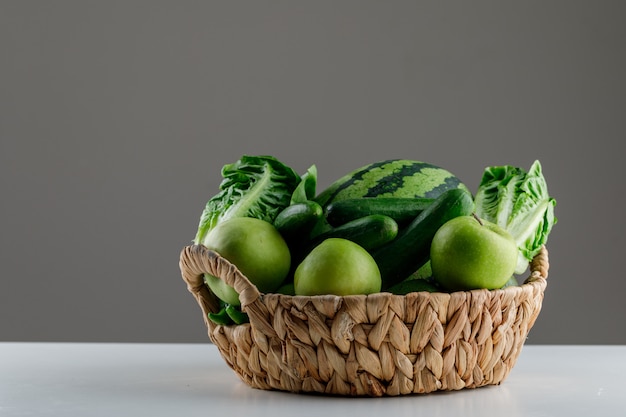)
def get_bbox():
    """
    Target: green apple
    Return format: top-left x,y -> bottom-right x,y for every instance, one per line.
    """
294,238 -> 381,296
430,215 -> 518,291
202,217 -> 291,305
